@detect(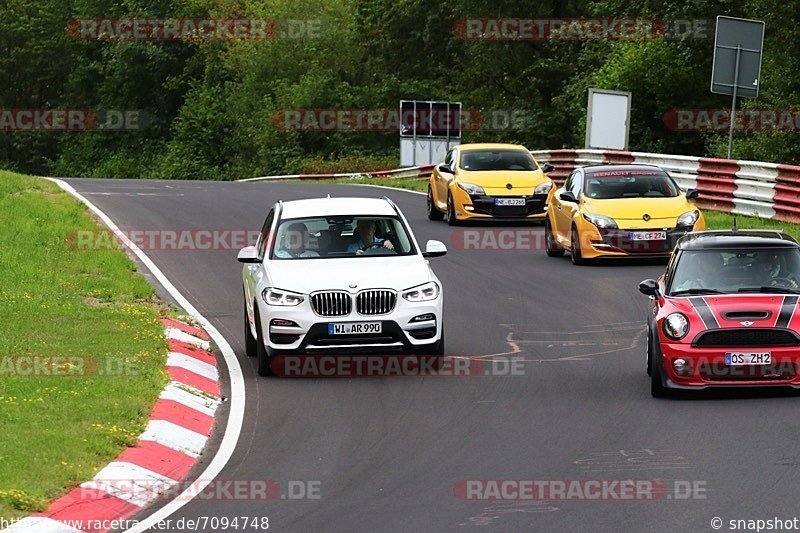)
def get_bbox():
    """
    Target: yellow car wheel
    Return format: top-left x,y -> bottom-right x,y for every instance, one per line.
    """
427,186 -> 444,221
445,191 -> 459,226
571,225 -> 586,266
545,216 -> 564,257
